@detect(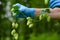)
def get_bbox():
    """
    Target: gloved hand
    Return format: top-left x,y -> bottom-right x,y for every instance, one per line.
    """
11,3 -> 35,18
50,0 -> 60,8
